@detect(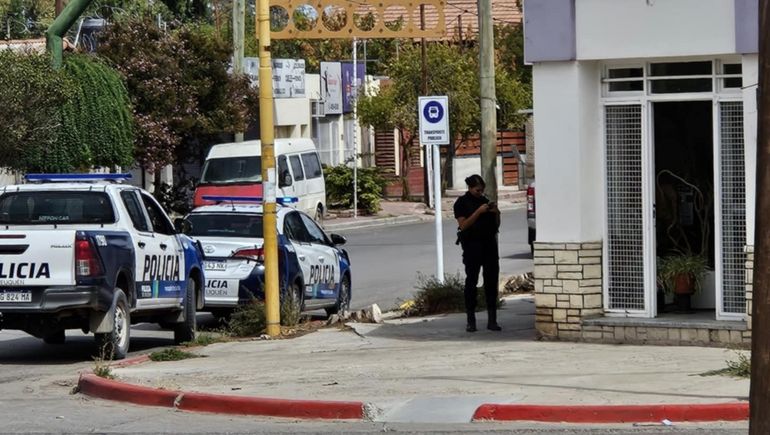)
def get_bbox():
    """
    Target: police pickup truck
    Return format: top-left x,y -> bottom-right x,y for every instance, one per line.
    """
0,174 -> 205,359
